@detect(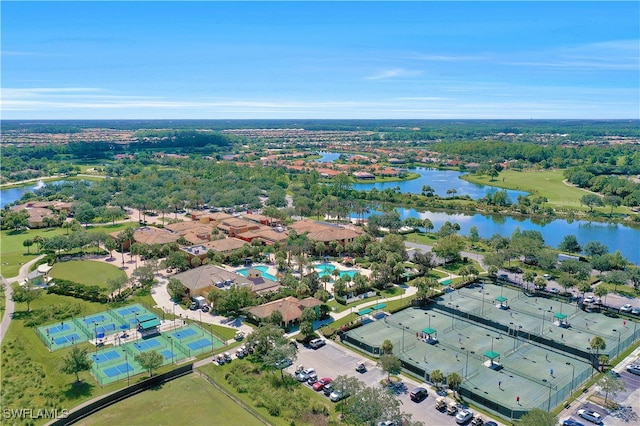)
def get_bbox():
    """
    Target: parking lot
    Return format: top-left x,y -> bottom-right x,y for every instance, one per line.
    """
286,340 -> 506,425
560,353 -> 640,426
